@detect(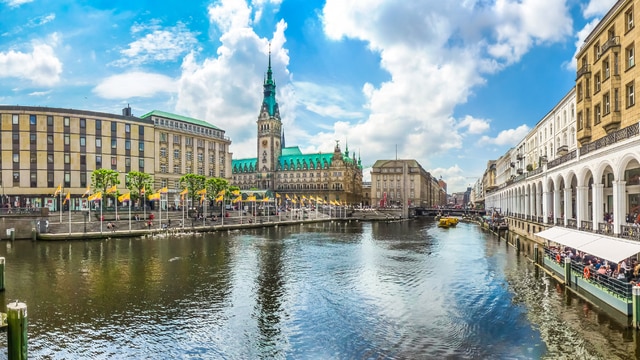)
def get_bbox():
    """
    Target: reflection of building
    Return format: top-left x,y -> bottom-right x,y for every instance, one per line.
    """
0,105 -> 233,211
141,110 -> 232,207
231,52 -> 364,205
370,159 -> 445,208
